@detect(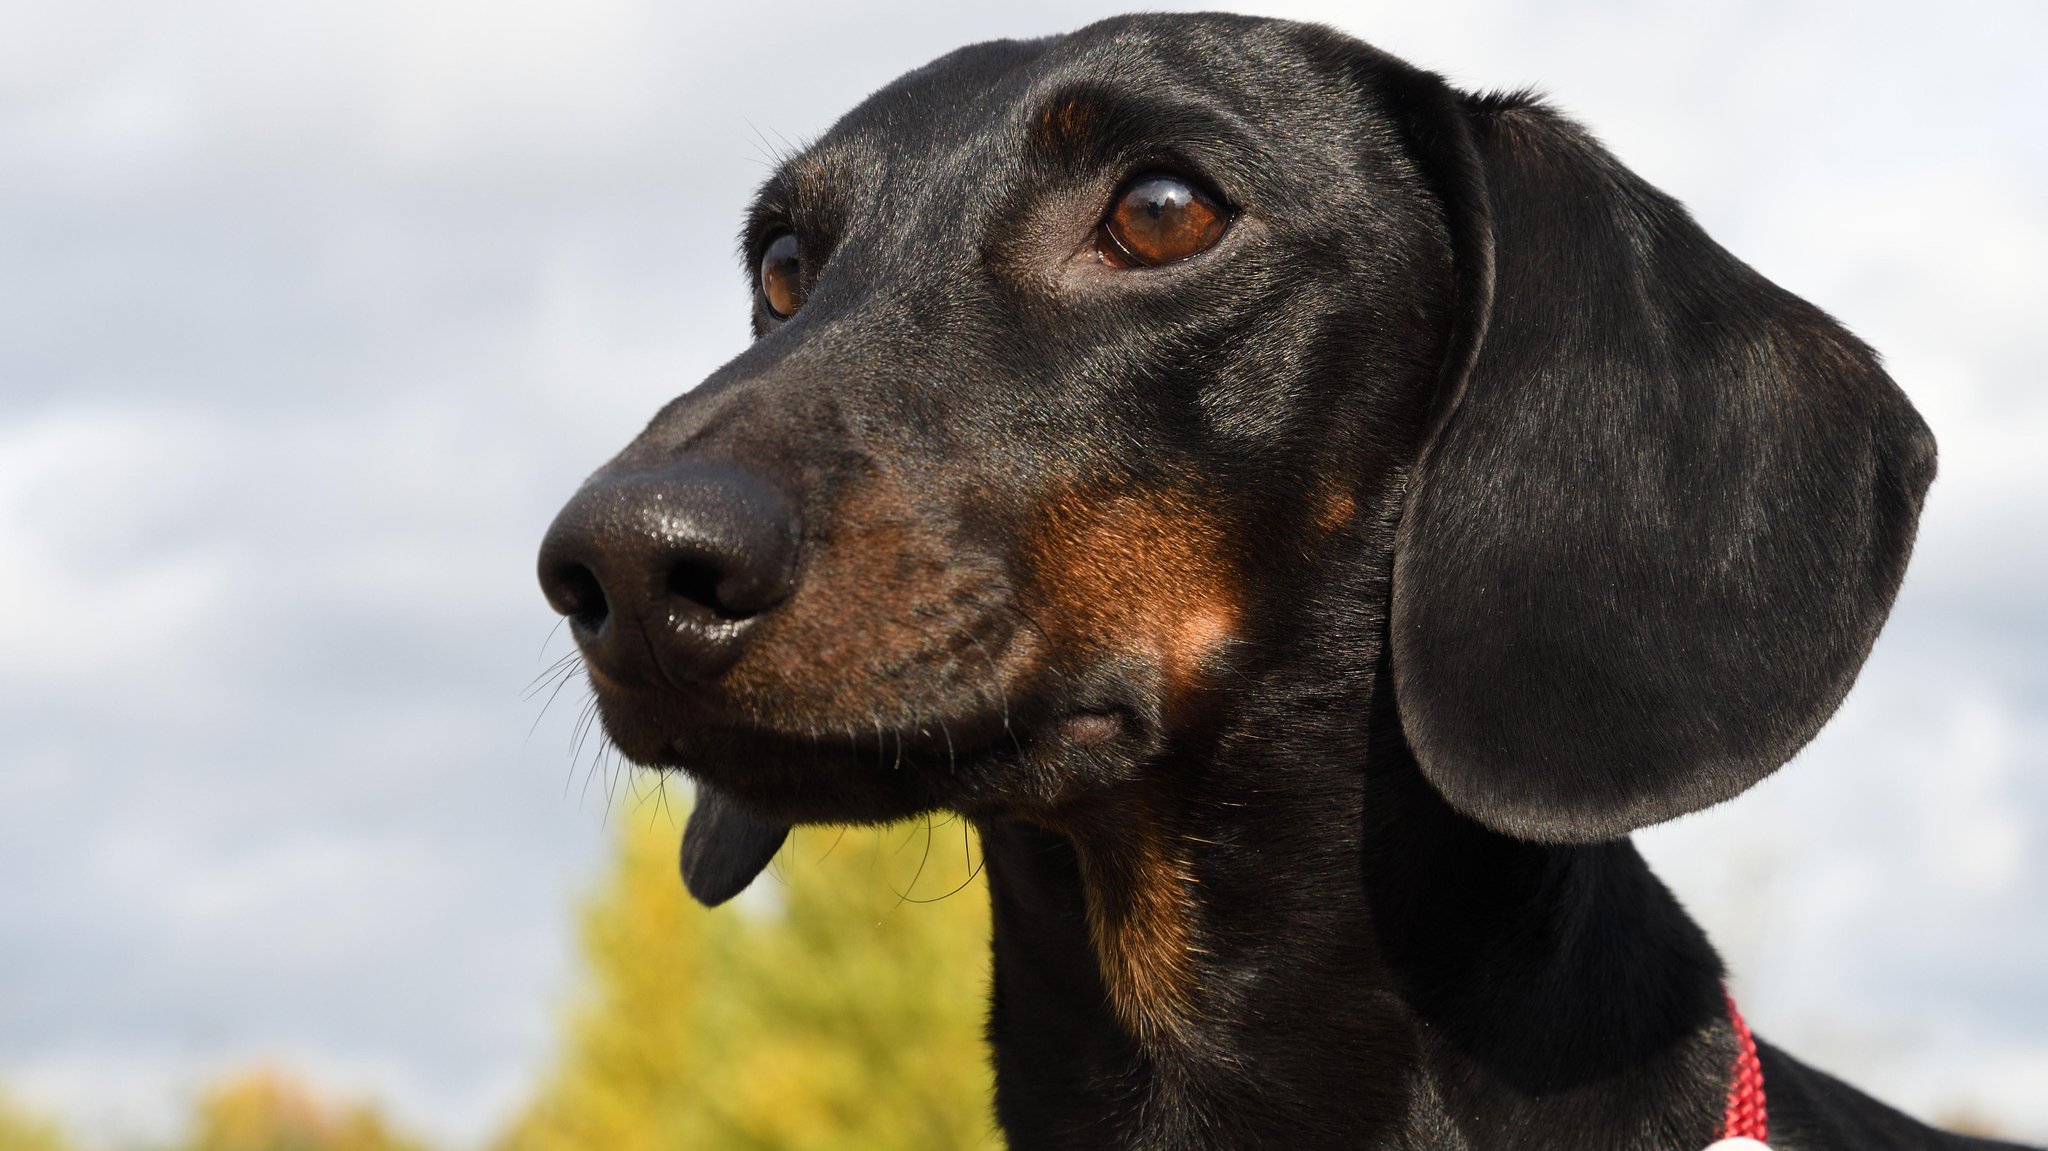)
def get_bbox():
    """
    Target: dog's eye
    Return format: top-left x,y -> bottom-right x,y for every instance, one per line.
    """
1098,174 -> 1226,268
759,232 -> 804,319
